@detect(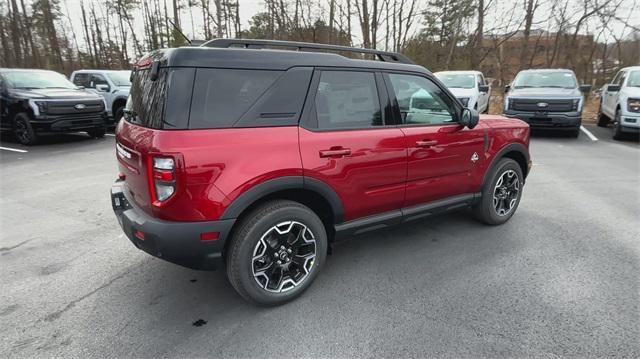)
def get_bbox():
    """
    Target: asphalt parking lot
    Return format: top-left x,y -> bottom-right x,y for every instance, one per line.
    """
1,126 -> 638,358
